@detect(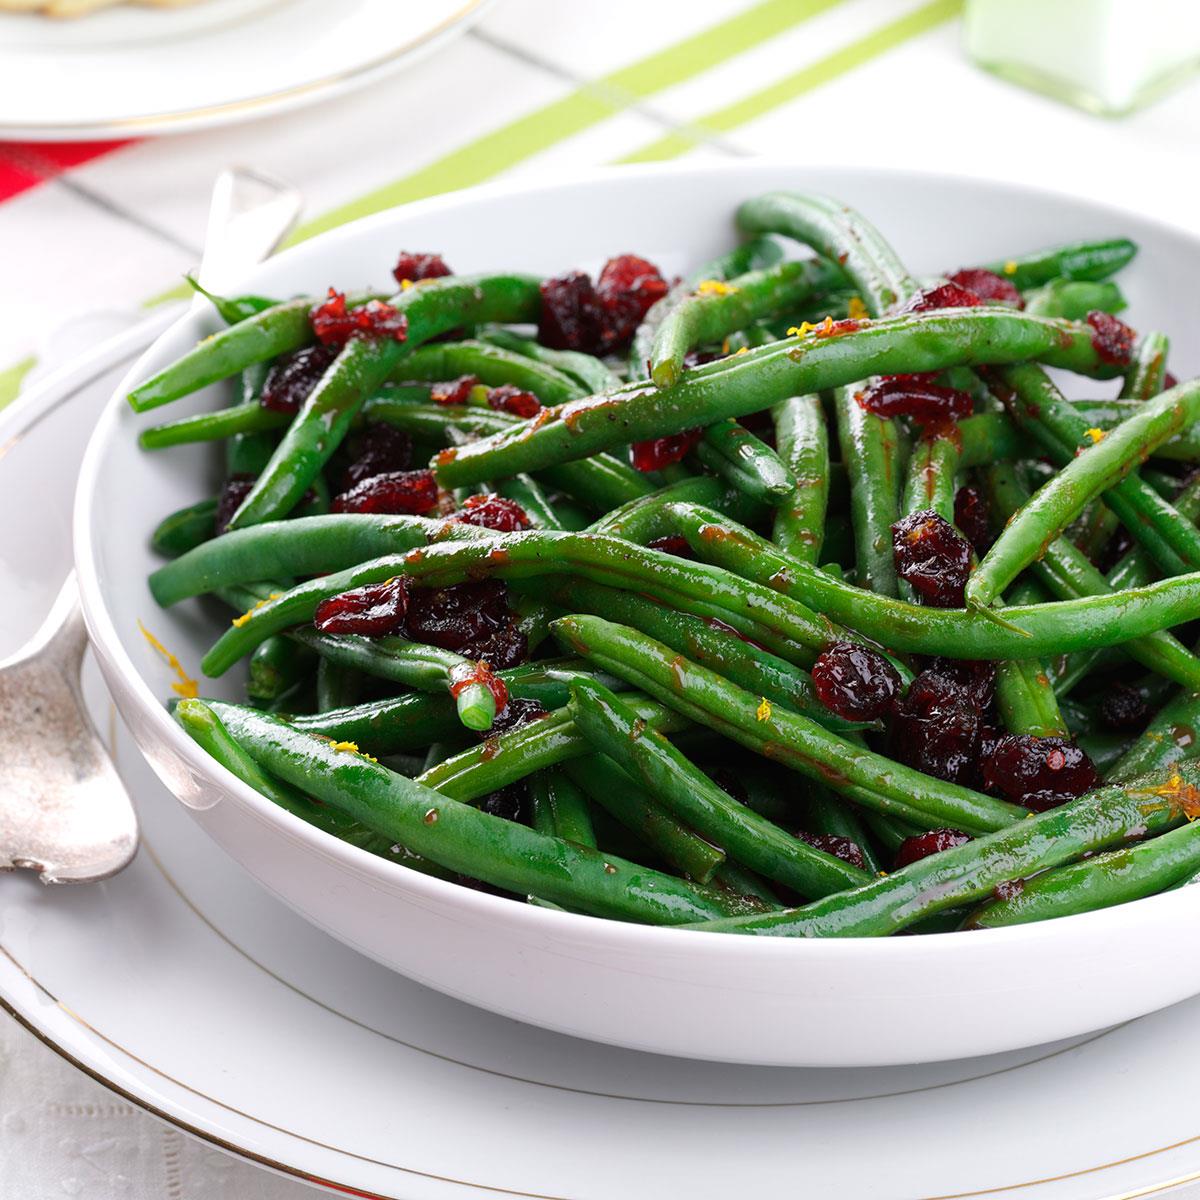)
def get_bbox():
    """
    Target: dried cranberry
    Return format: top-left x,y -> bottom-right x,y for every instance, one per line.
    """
1099,682 -> 1151,731
595,254 -> 669,348
798,831 -> 867,871
215,474 -> 255,535
924,658 -> 997,713
487,384 -> 541,418
314,577 -> 409,637
947,268 -> 1023,306
894,828 -> 972,868
538,271 -> 602,353
900,282 -> 985,314
647,534 -> 693,559
1165,372 -> 1179,390
537,255 -> 667,354
260,344 -> 337,414
340,422 -> 412,490
392,251 -> 452,285
485,697 -> 548,736
452,493 -> 530,532
630,428 -> 703,472
954,484 -> 993,556
811,641 -> 901,721
478,784 -> 526,823
333,469 -> 439,515
430,374 -> 479,406
404,580 -> 527,667
1086,310 -> 1135,367
890,671 -> 983,784
892,510 -> 972,606
978,734 -> 1099,812
449,659 -> 509,714
310,289 -> 408,347
857,376 -> 973,423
